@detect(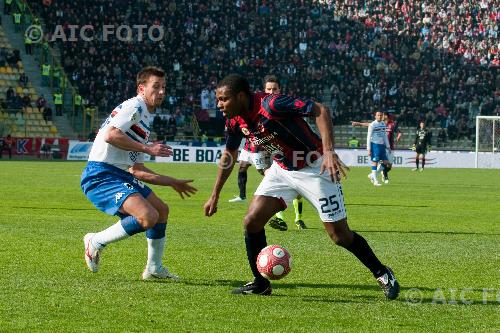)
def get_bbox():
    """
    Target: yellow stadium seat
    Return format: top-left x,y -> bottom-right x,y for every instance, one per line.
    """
6,67 -> 12,74
15,86 -> 23,94
0,67 -> 6,74
49,125 -> 58,134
